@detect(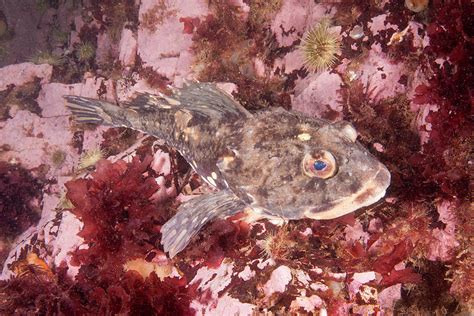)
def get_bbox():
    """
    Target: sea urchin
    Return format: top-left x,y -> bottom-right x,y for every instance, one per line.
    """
78,147 -> 105,170
260,226 -> 294,261
300,20 -> 341,72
